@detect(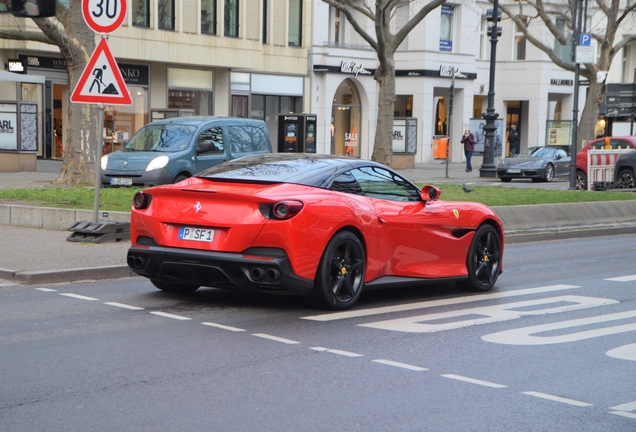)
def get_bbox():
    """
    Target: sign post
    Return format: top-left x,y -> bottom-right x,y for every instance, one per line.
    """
70,0 -> 130,224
